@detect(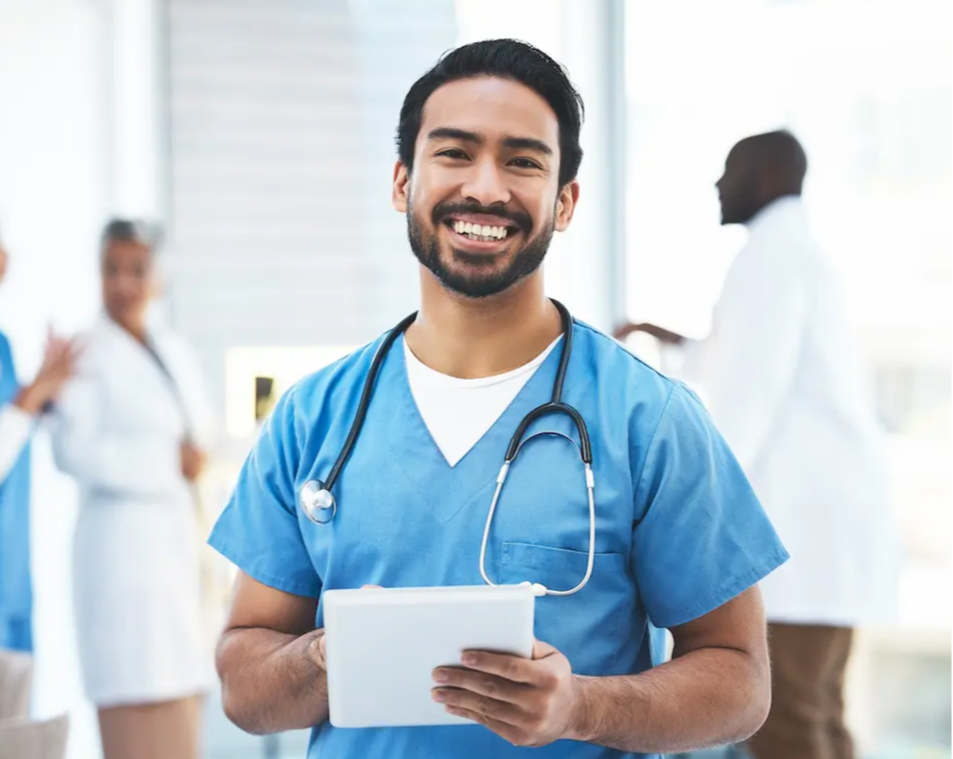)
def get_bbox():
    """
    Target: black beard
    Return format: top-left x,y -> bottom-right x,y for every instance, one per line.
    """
406,199 -> 554,299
